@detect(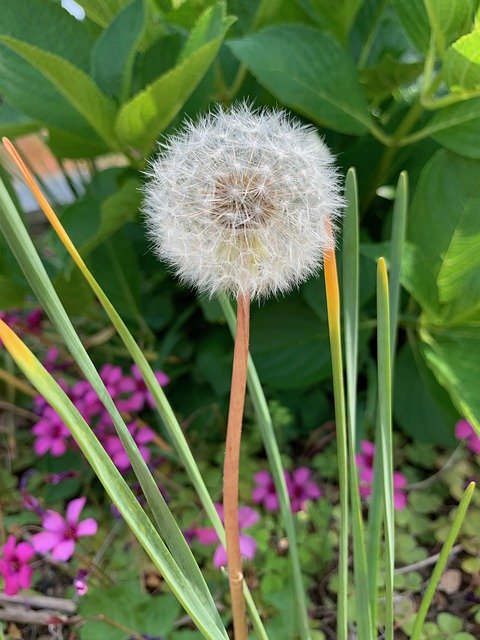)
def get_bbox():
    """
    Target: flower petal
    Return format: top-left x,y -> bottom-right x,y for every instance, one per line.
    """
66,497 -> 86,525
15,542 -> 35,562
51,540 -> 76,561
17,564 -> 33,590
31,531 -> 58,554
292,467 -> 310,484
195,528 -> 219,545
253,470 -> 271,485
42,510 -> 66,533
76,518 -> 98,537
239,534 -> 257,560
2,535 -> 17,560
238,506 -> 259,529
213,544 -> 227,568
